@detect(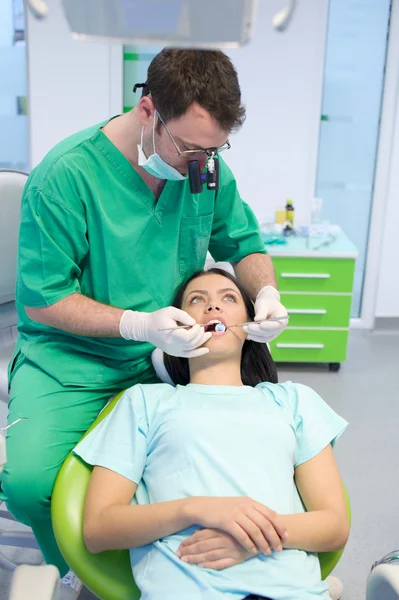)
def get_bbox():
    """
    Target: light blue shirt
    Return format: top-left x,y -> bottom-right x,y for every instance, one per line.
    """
74,381 -> 348,600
